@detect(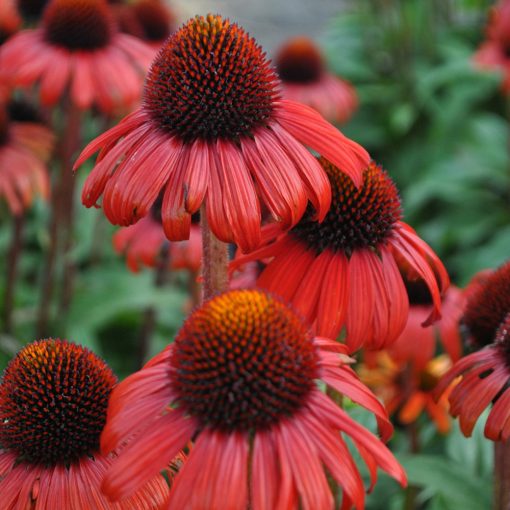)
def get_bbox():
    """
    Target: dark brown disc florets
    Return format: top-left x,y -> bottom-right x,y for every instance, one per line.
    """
463,262 -> 510,349
143,14 -> 279,142
170,290 -> 318,432
275,37 -> 324,83
132,0 -> 174,42
291,160 -> 402,255
43,0 -> 114,51
17,0 -> 50,22
0,339 -> 117,466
